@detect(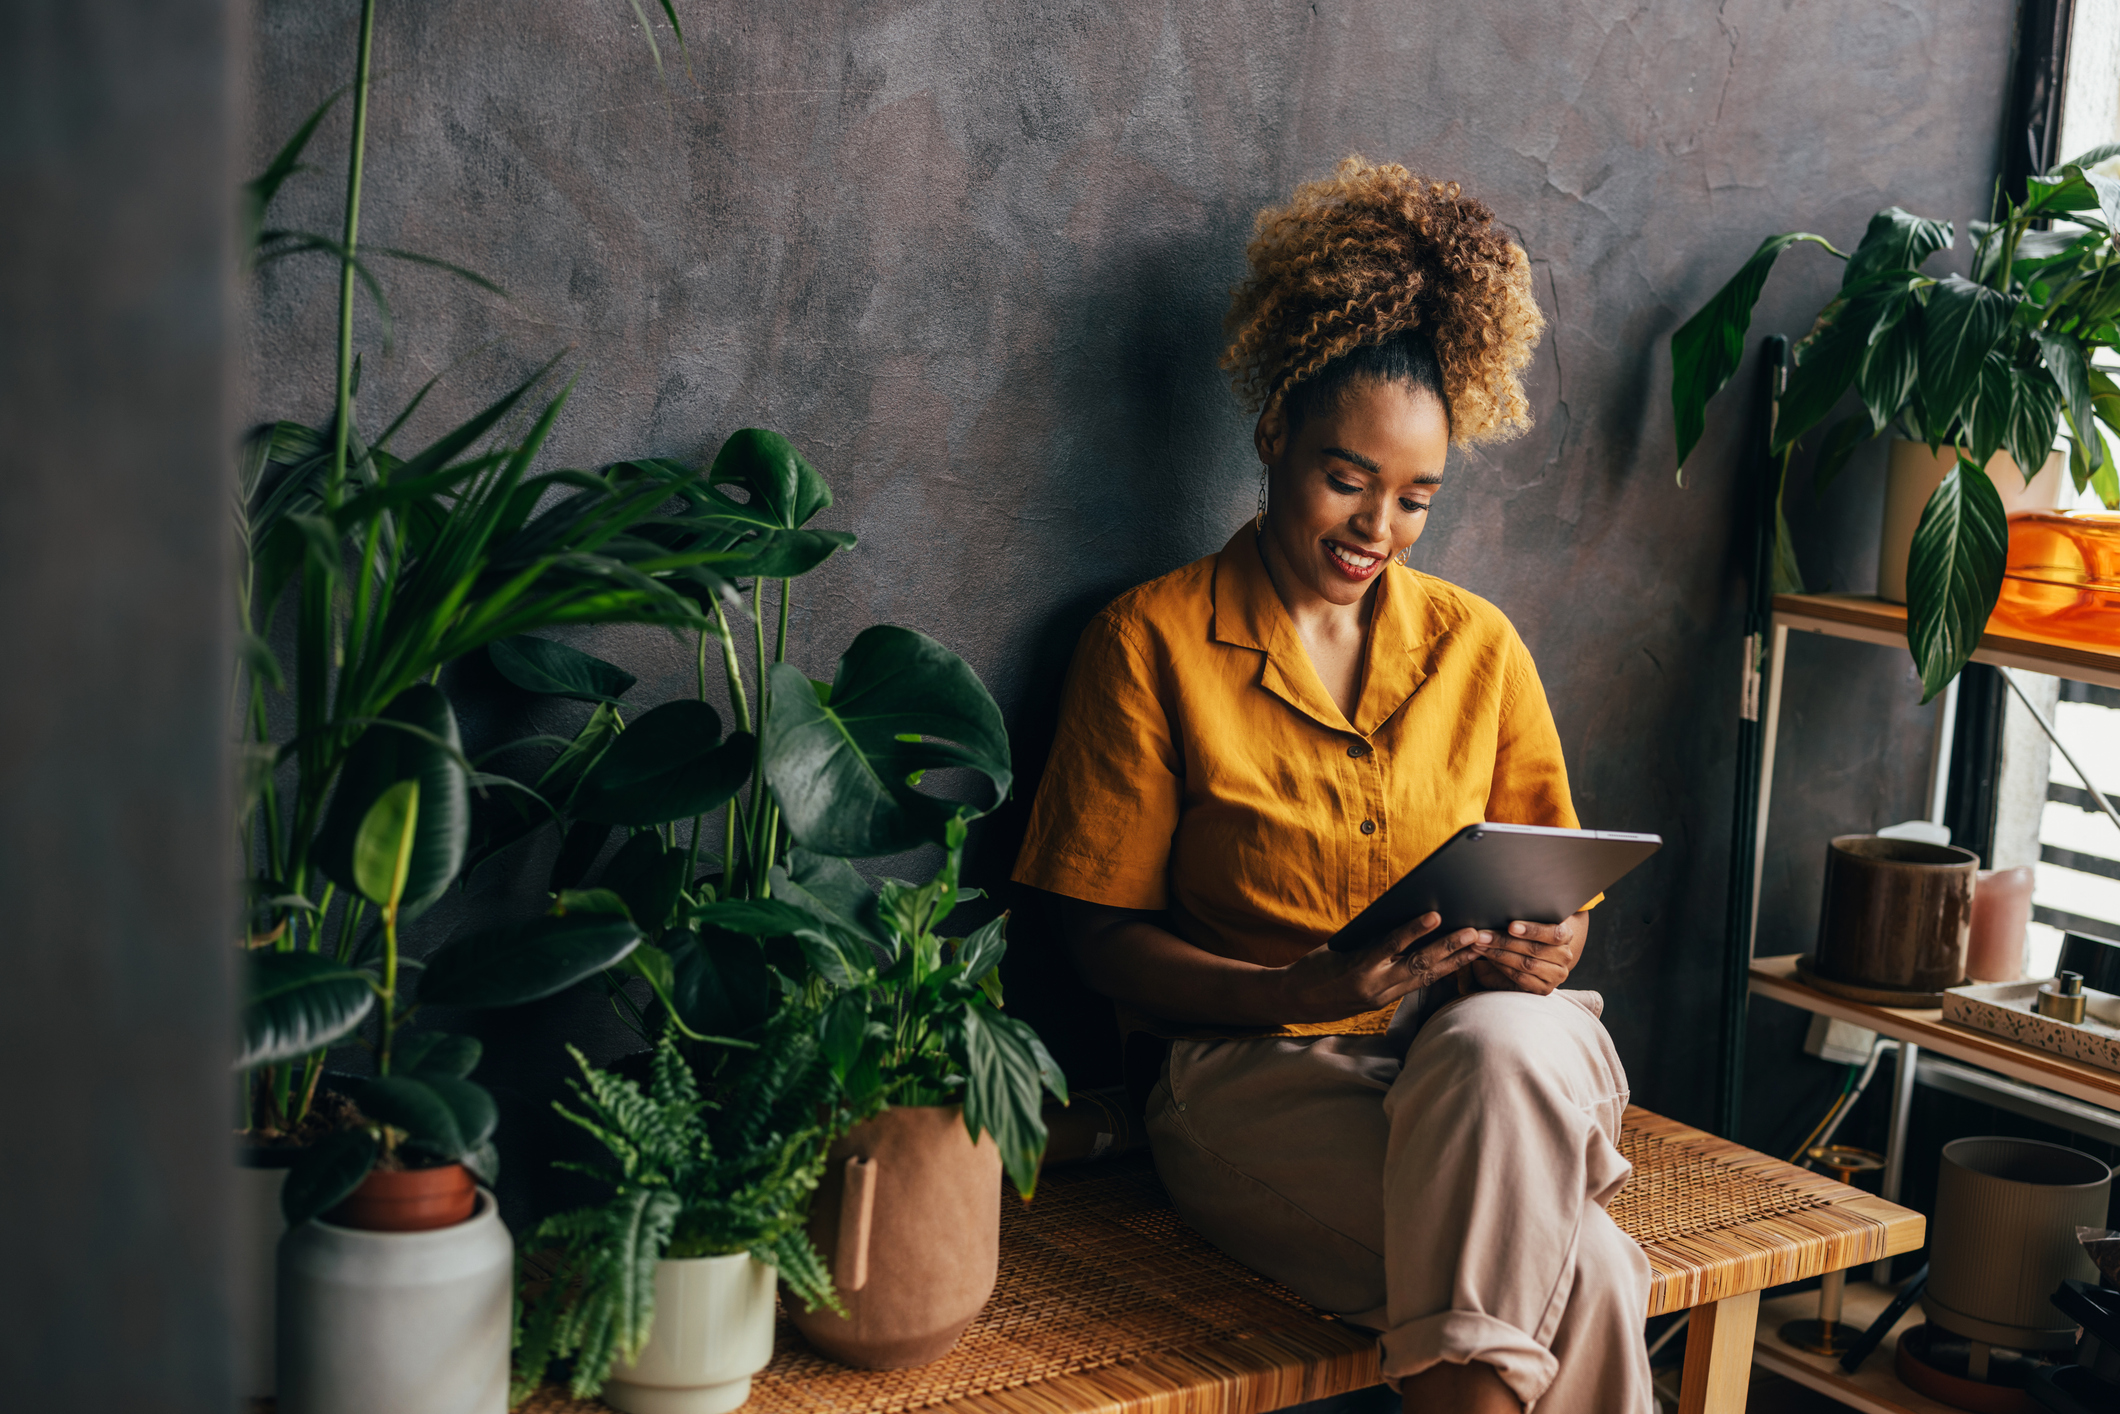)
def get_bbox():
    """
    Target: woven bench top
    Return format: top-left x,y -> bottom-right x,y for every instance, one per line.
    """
513,1106 -> 1920,1414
